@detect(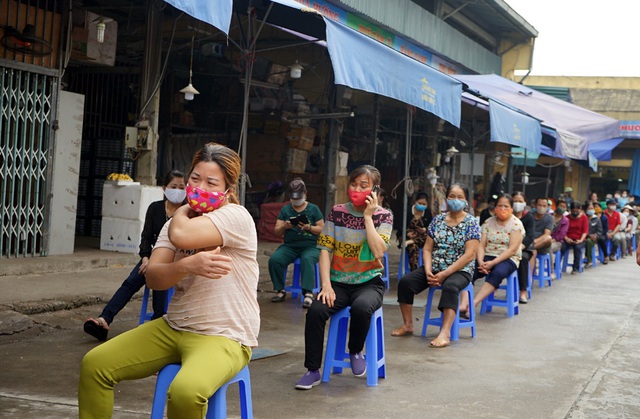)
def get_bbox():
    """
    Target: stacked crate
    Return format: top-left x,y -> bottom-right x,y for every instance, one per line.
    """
100,181 -> 163,253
